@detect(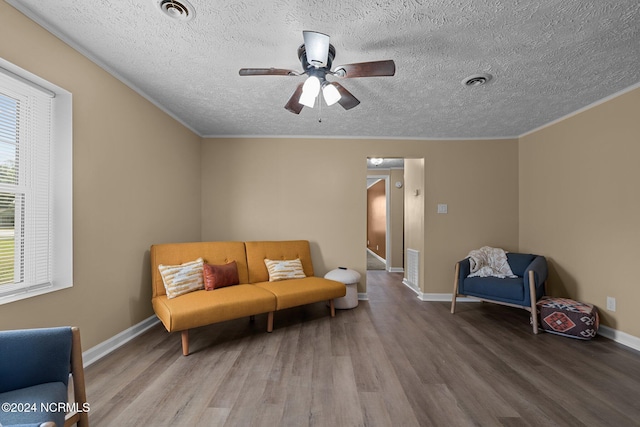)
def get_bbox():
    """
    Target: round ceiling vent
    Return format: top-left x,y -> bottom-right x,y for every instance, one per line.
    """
155,0 -> 195,22
462,73 -> 493,87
